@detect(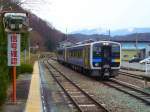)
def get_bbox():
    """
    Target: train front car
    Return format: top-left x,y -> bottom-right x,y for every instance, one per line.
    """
91,41 -> 121,78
